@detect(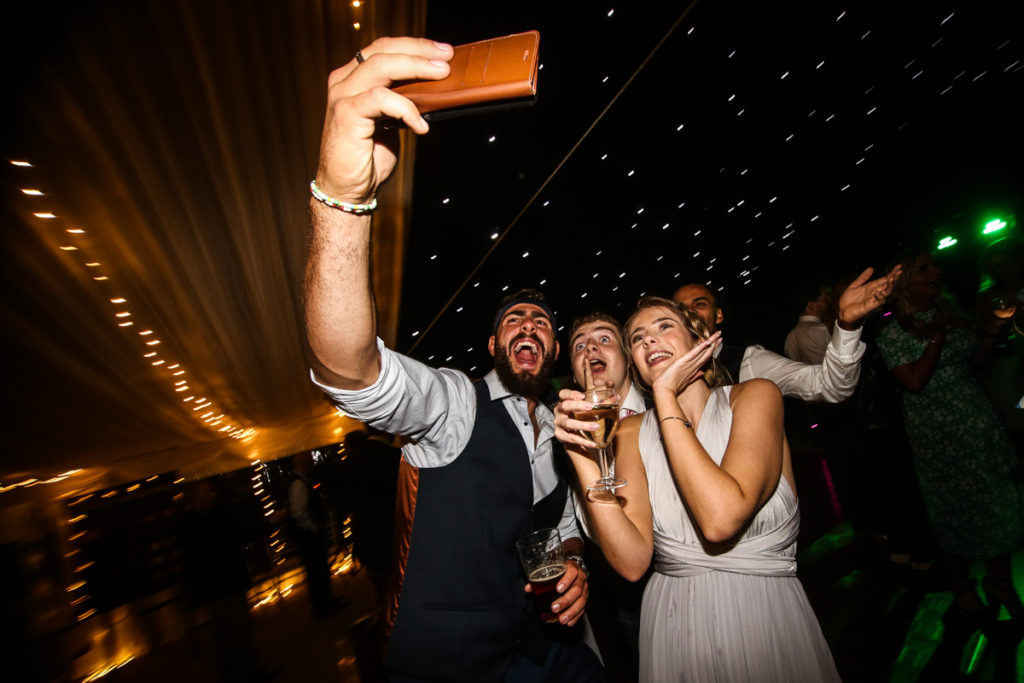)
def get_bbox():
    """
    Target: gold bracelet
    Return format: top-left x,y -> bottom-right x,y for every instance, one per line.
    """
660,415 -> 692,428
